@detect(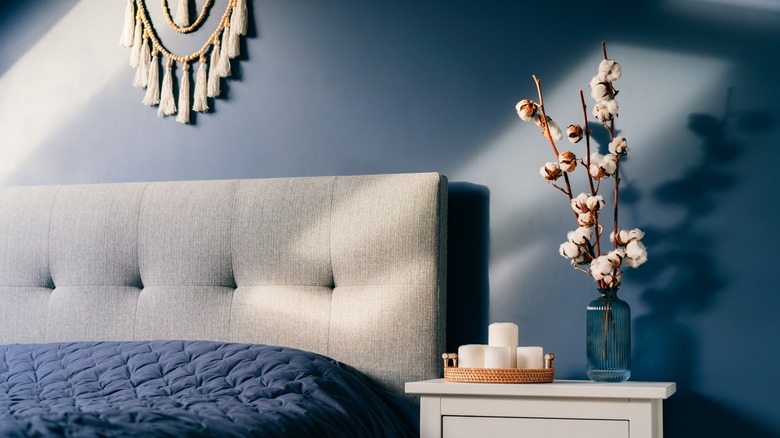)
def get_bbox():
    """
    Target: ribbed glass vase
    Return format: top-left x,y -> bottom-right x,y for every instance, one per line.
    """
586,288 -> 631,382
